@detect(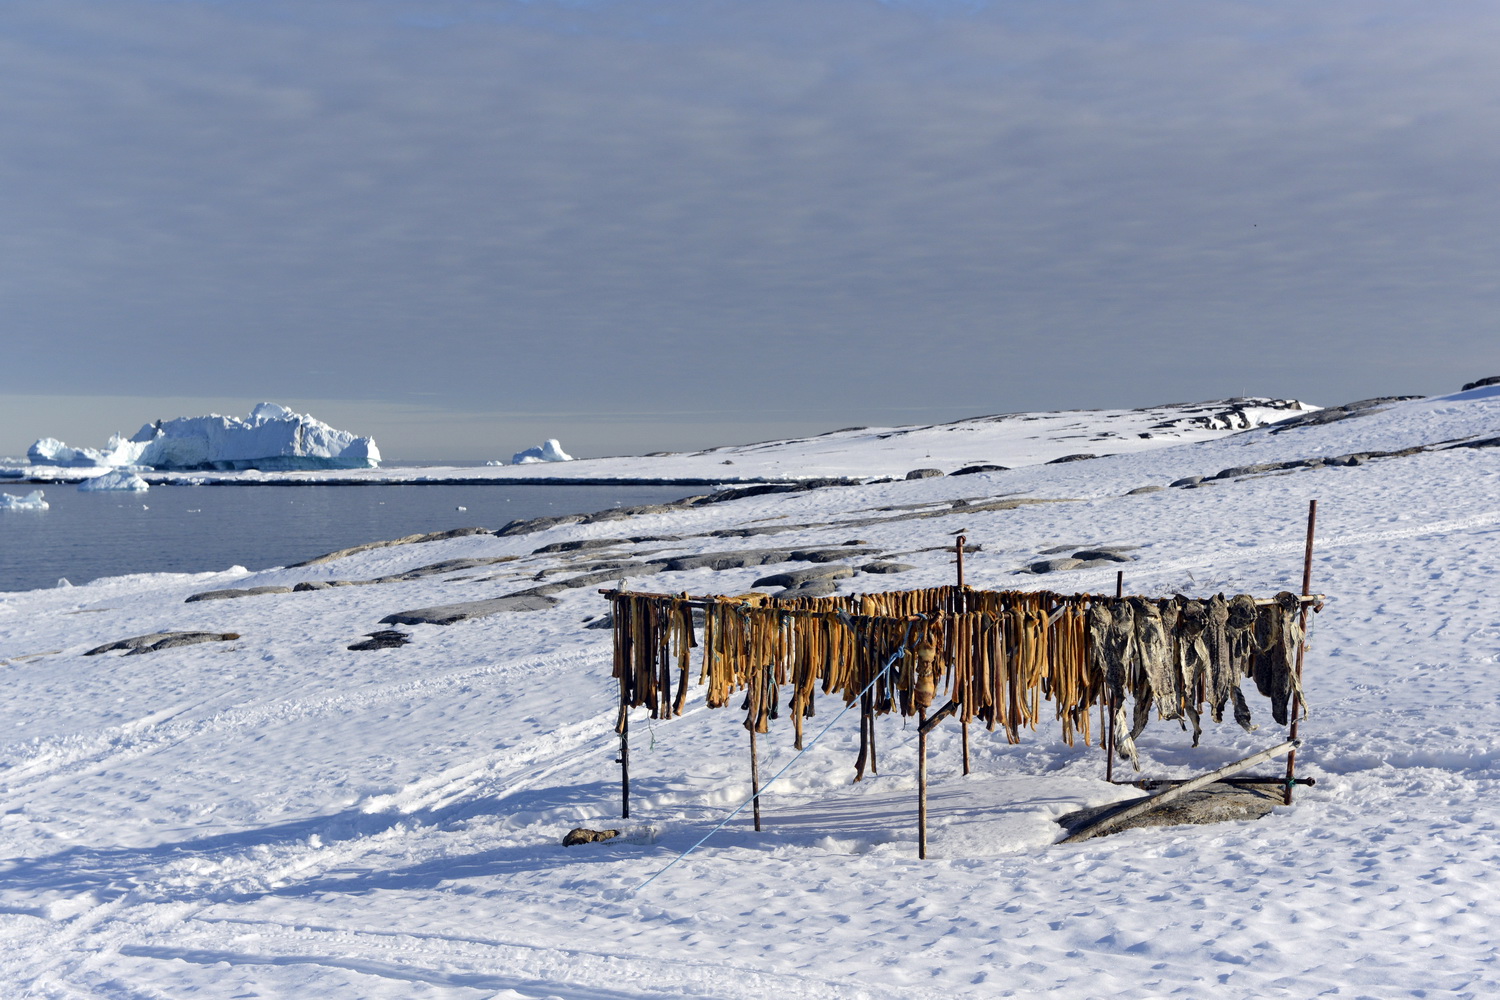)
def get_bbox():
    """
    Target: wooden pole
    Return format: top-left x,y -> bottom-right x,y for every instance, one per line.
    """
1061,739 -> 1299,844
1105,570 -> 1123,783
918,708 -> 929,859
620,712 -> 631,820
957,536 -> 970,775
749,725 -> 762,832
1284,499 -> 1318,805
